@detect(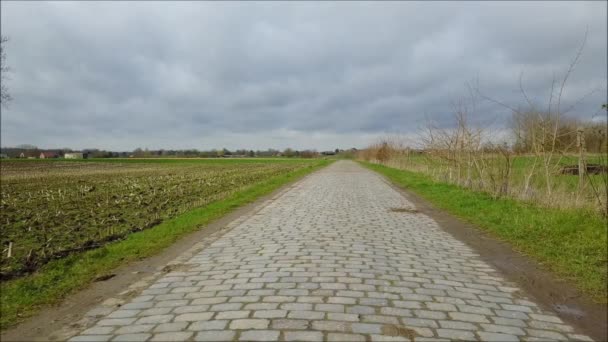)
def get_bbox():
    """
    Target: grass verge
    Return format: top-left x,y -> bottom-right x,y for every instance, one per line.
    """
362,162 -> 607,303
0,160 -> 331,330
